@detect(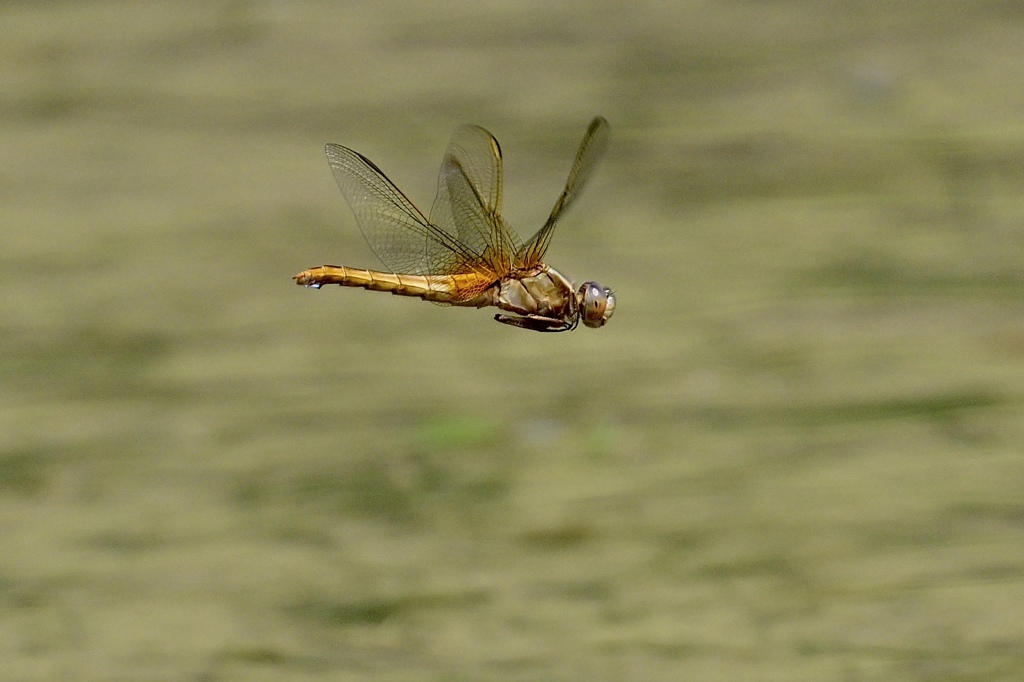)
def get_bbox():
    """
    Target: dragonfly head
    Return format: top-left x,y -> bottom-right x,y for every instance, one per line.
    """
578,282 -> 615,328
